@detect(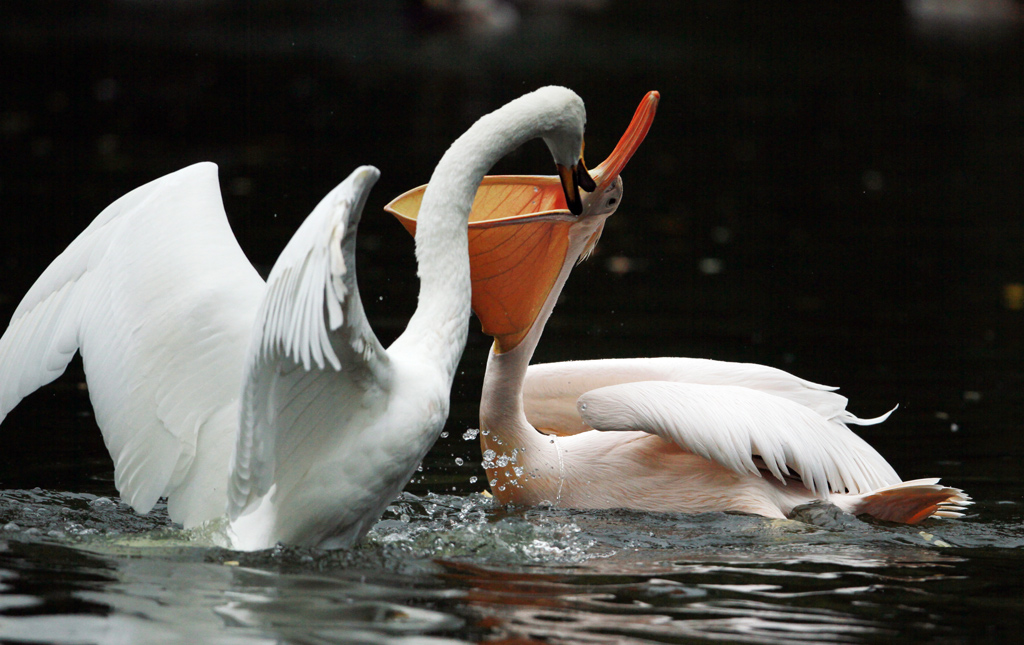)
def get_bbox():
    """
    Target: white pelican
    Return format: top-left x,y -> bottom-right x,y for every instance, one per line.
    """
387,91 -> 971,524
0,86 -> 596,550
